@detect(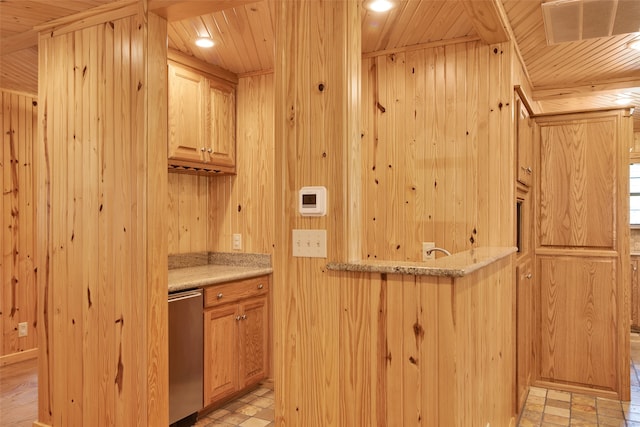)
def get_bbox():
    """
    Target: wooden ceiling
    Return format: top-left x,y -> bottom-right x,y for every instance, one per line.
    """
1,0 -> 639,130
